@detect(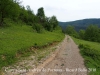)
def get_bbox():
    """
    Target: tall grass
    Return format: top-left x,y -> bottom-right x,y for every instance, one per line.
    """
72,37 -> 100,75
0,23 -> 64,69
